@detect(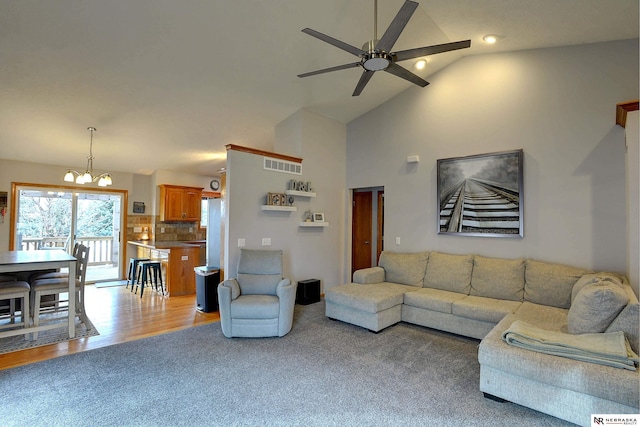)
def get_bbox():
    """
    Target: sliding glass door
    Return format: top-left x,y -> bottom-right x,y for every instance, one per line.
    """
13,185 -> 124,283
